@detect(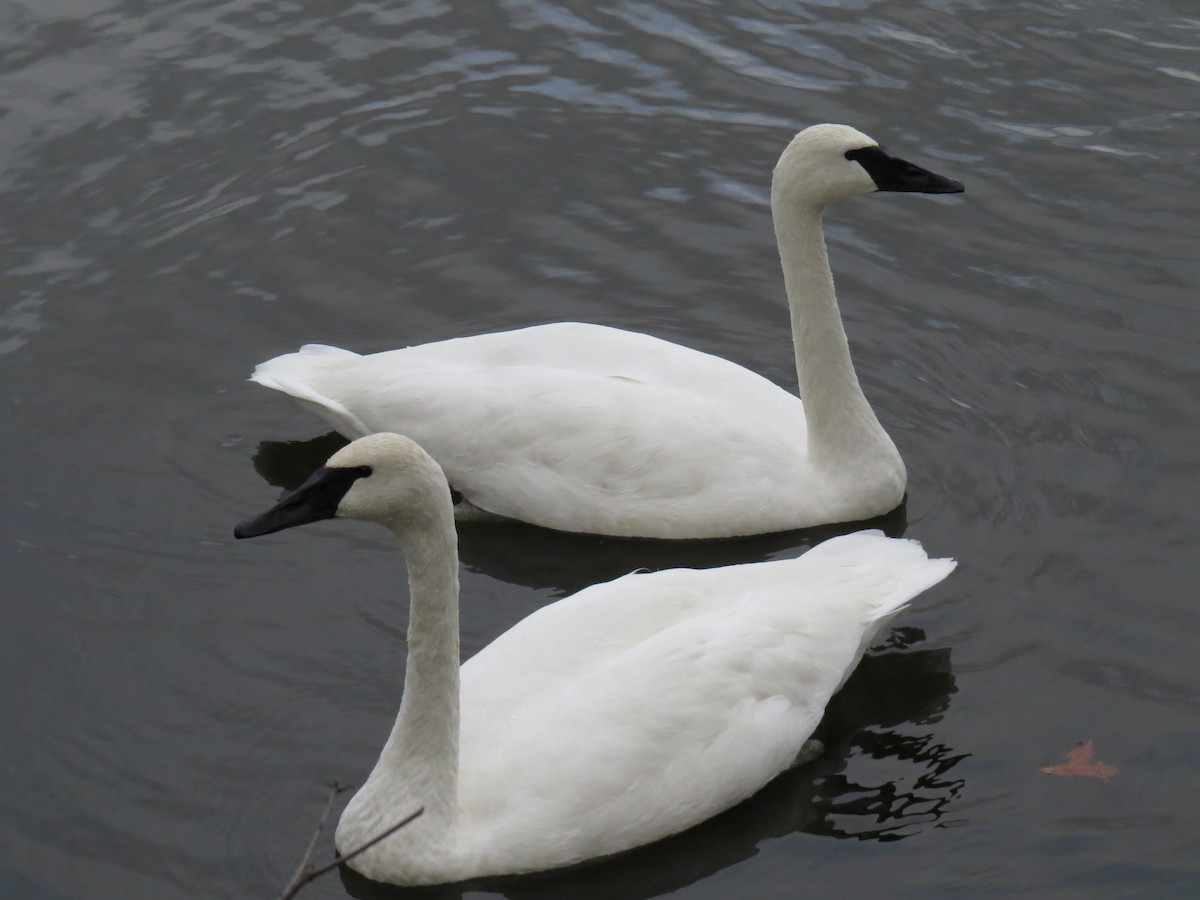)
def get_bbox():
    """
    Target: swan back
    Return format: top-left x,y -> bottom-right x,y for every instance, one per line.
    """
447,531 -> 955,878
